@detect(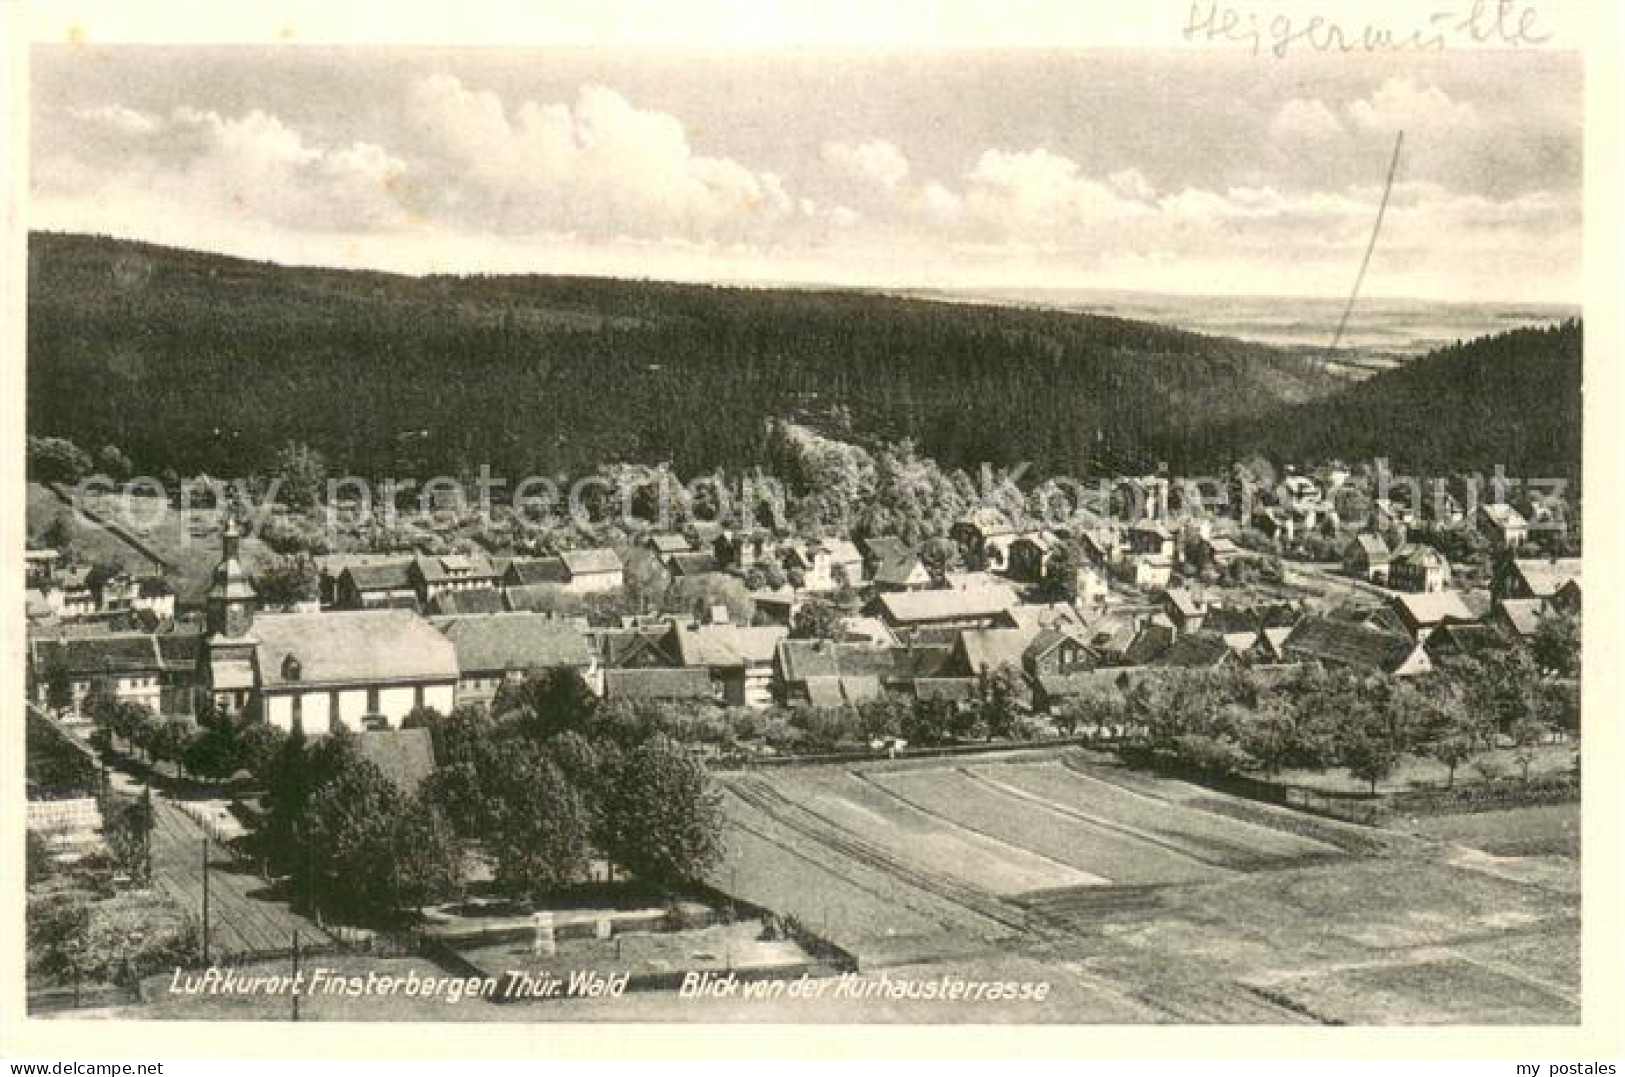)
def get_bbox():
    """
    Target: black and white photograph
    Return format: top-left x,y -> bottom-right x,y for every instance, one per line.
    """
5,0 -> 1615,1057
